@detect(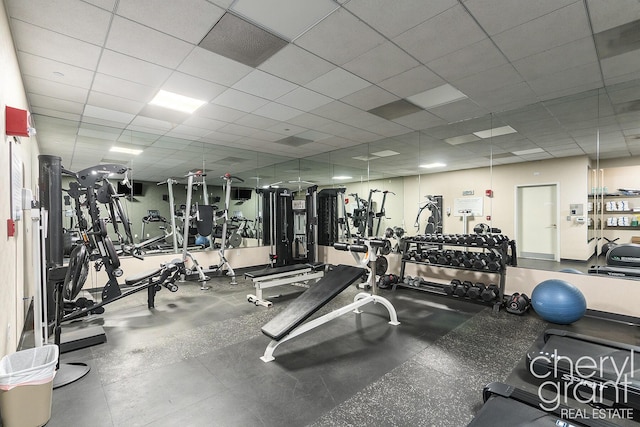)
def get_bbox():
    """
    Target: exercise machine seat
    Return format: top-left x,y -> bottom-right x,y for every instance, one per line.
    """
261,264 -> 364,341
245,263 -> 322,279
